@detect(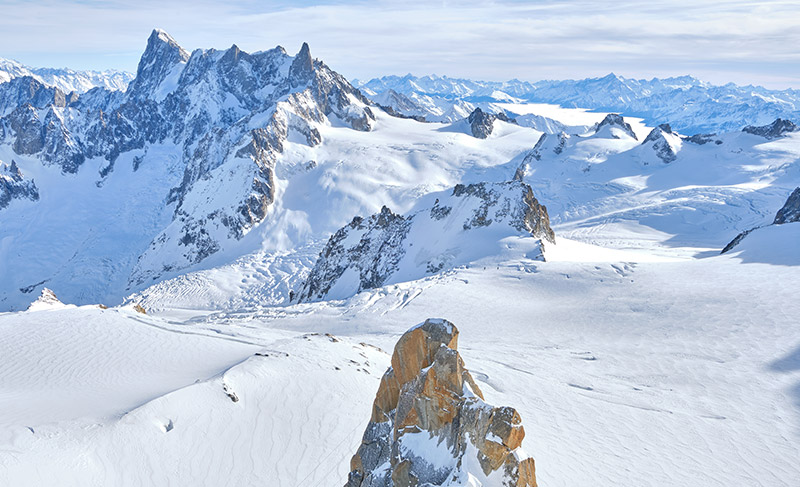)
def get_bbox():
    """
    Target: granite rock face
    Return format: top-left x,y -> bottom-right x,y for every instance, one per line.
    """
294,180 -> 555,302
0,29 -> 375,286
345,319 -> 537,487
742,118 -> 797,140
